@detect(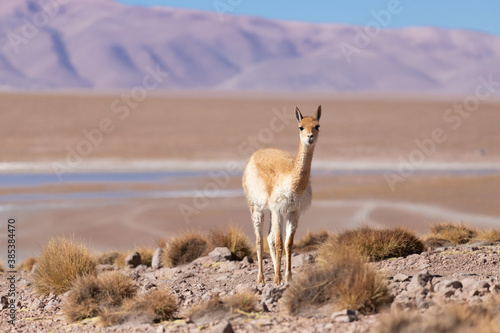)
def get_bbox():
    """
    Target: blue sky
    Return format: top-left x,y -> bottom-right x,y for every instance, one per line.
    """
118,0 -> 500,36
